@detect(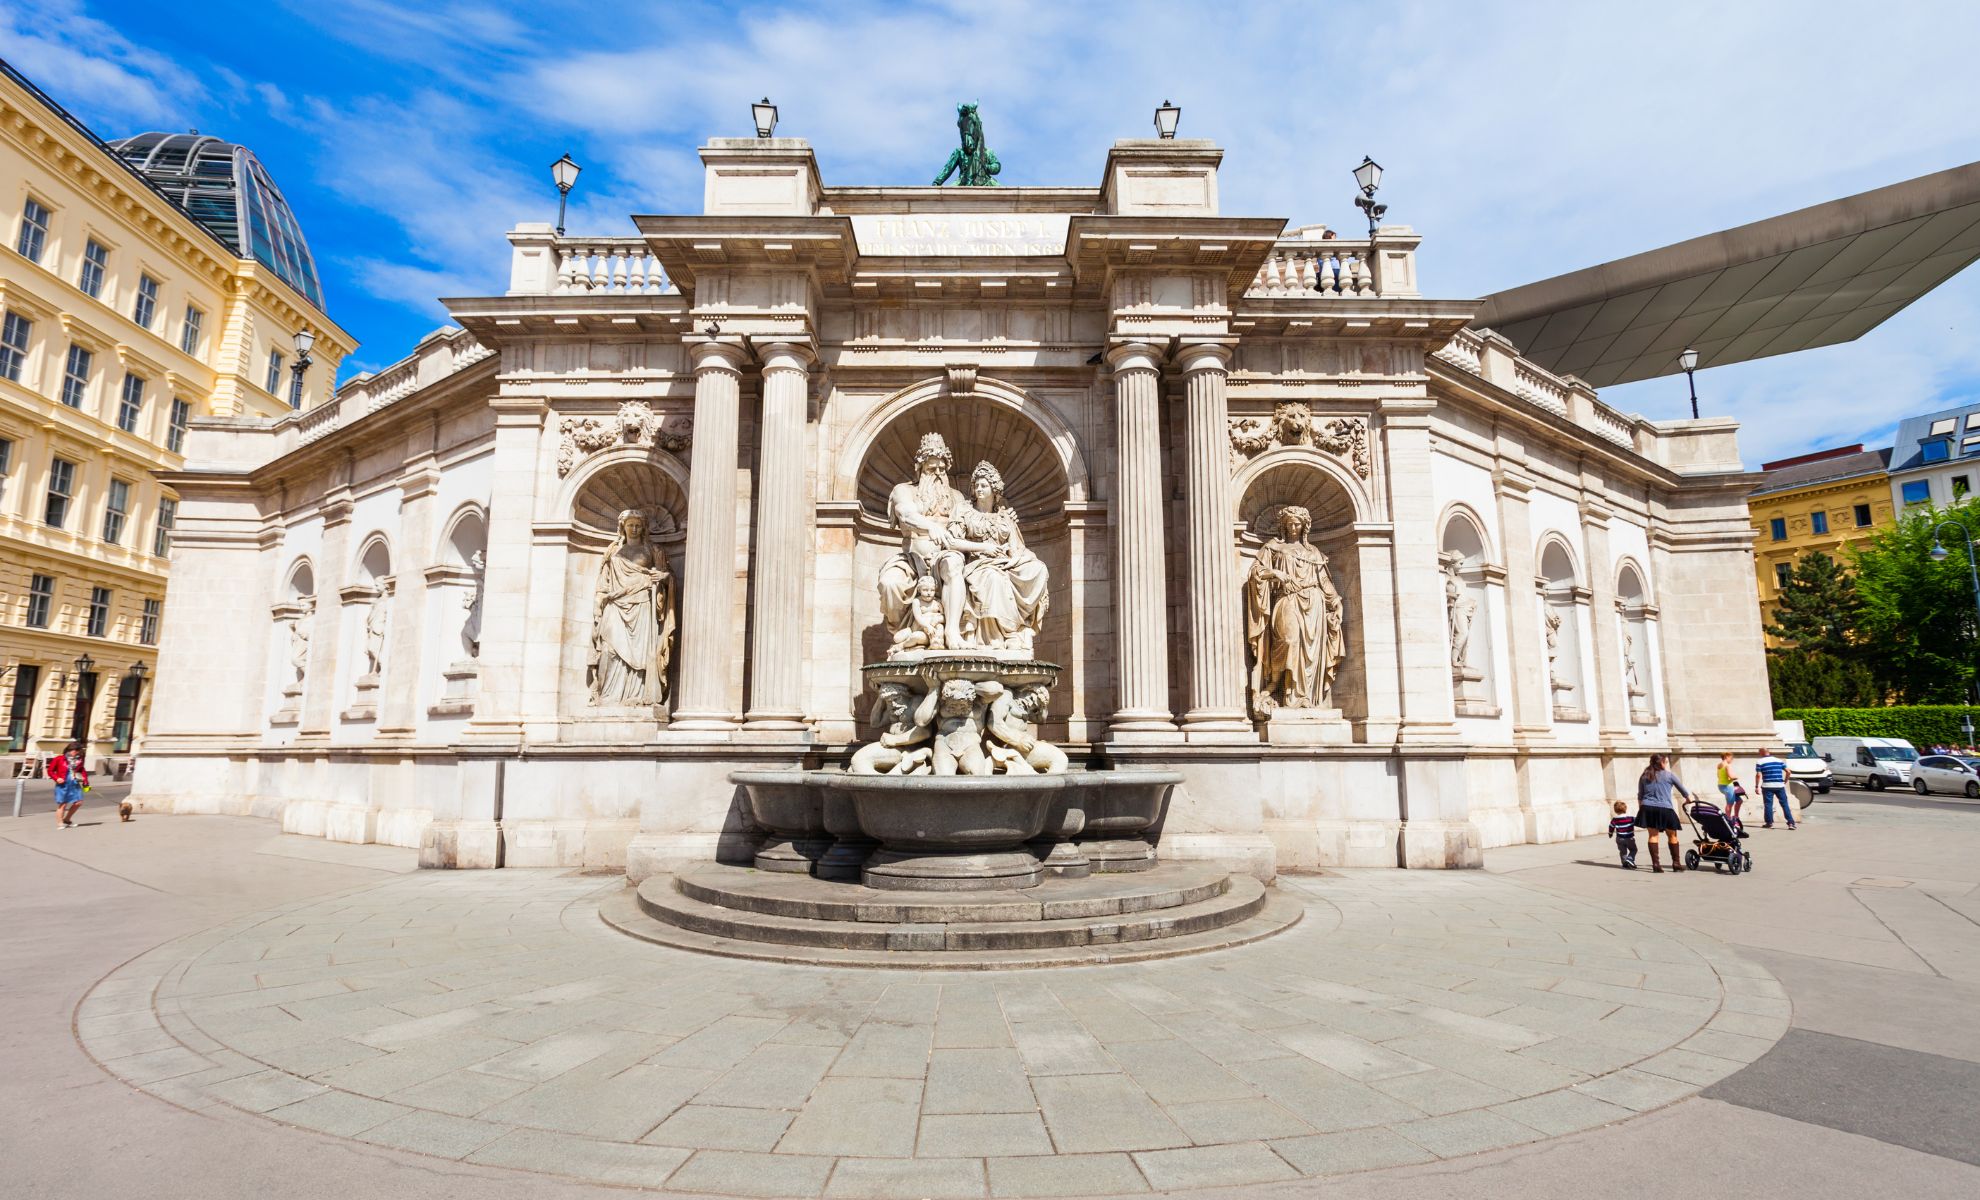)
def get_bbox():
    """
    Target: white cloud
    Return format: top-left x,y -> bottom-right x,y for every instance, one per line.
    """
0,0 -> 203,128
